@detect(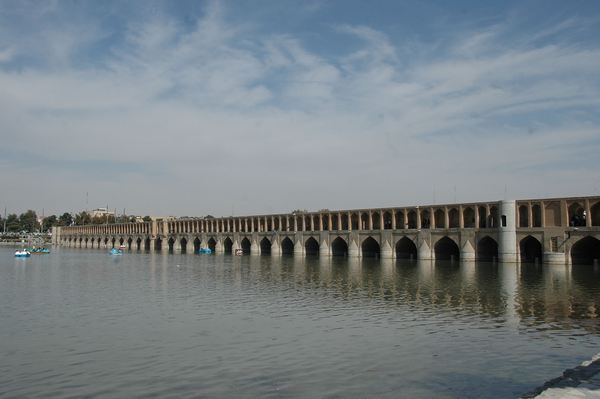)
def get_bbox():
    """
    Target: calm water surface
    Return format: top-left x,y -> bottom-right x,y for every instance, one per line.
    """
1,247 -> 600,398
